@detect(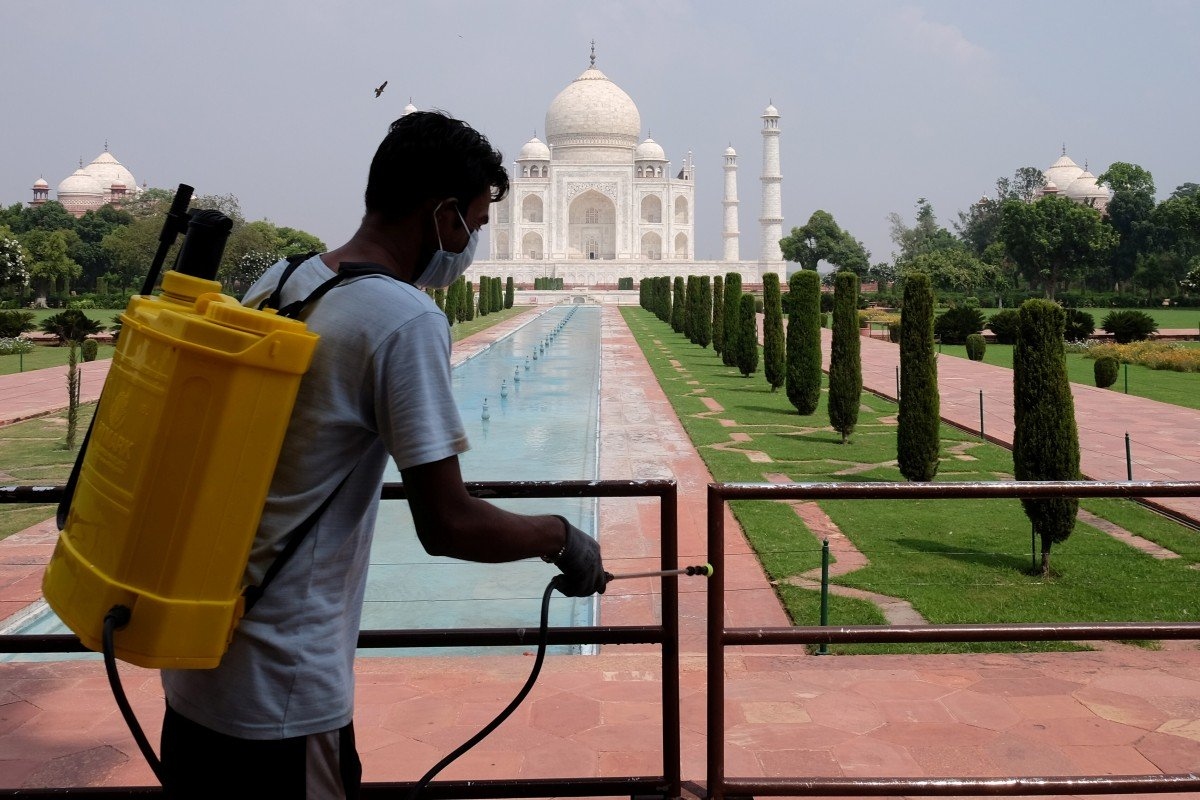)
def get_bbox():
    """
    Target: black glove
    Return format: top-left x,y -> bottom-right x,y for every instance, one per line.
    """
550,515 -> 608,597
